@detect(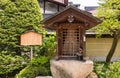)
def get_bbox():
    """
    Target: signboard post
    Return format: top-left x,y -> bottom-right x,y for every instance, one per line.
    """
30,46 -> 33,60
20,32 -> 42,60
